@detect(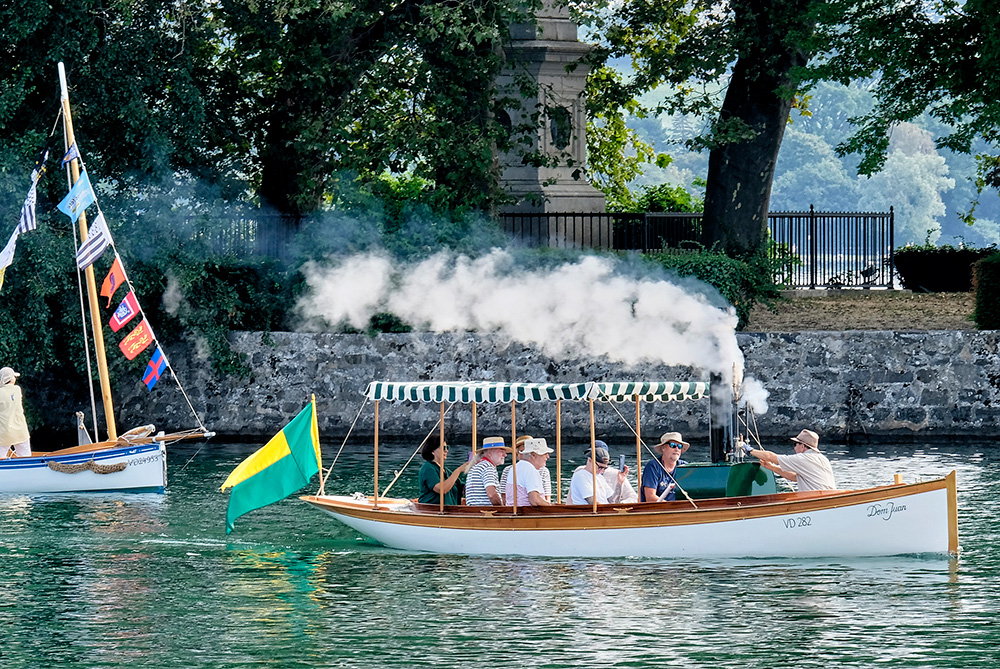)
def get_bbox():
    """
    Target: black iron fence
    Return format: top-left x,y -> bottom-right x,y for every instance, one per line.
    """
500,207 -> 895,289
201,207 -> 895,289
769,207 -> 895,289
